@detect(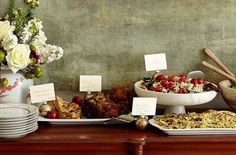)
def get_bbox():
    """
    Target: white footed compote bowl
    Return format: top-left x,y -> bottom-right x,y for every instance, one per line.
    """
134,80 -> 217,114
